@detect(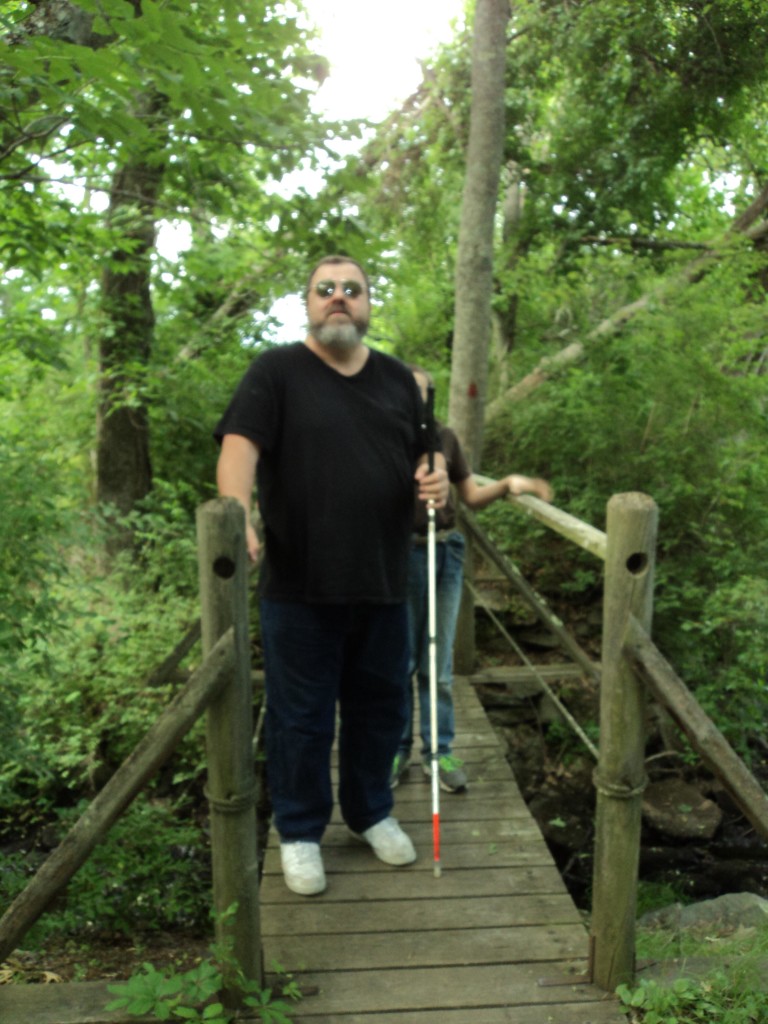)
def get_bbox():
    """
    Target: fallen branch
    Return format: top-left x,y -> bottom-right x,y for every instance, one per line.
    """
486,183 -> 768,420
